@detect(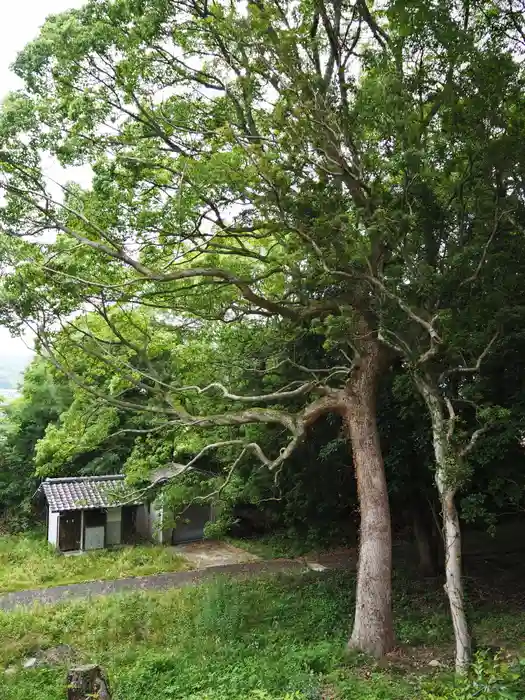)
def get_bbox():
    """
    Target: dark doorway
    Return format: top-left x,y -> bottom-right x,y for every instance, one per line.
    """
172,504 -> 211,544
59,510 -> 81,552
84,508 -> 106,527
122,505 -> 138,544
